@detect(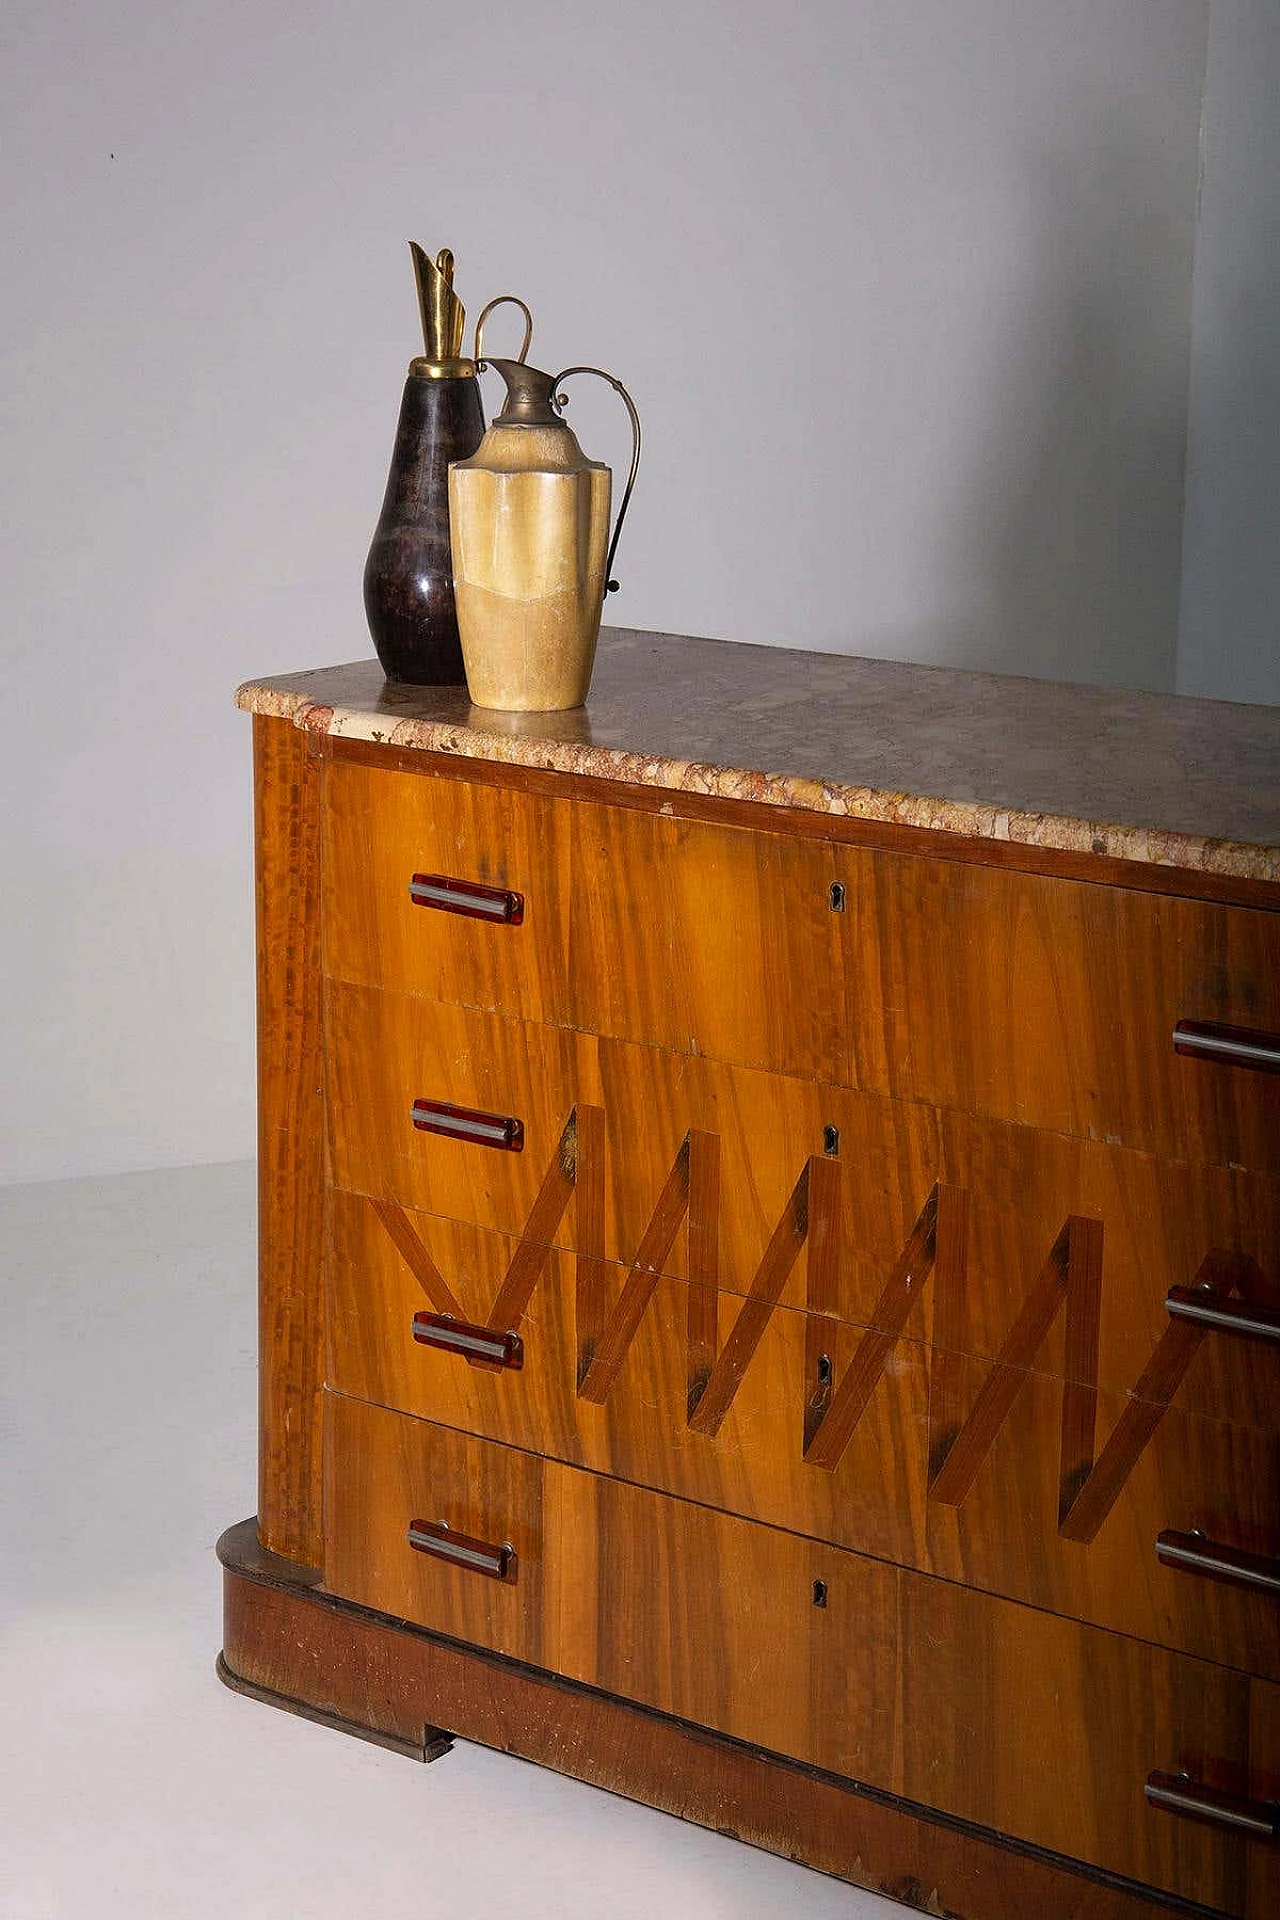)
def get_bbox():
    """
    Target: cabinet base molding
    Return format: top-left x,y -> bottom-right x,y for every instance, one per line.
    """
217,1519 -> 1216,1920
